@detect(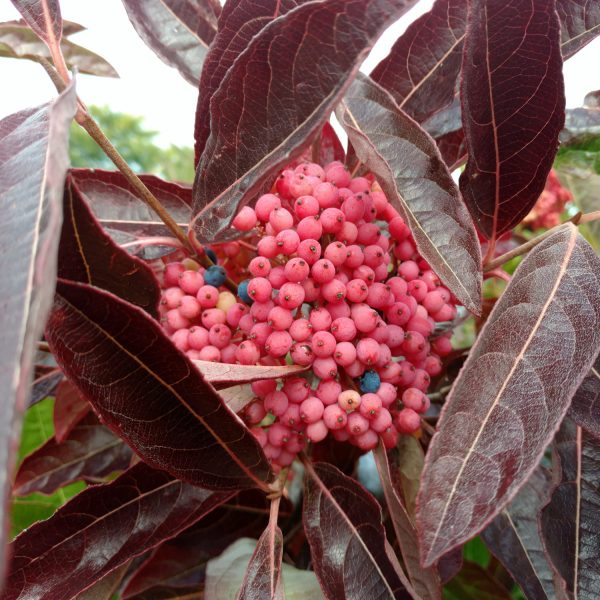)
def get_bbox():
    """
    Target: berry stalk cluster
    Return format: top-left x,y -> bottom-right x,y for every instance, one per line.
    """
158,160 -> 457,469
